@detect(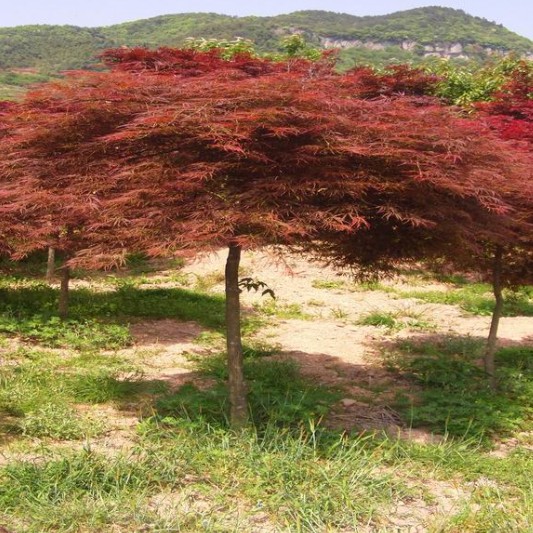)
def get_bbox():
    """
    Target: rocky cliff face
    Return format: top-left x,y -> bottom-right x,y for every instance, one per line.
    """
319,37 -> 533,60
